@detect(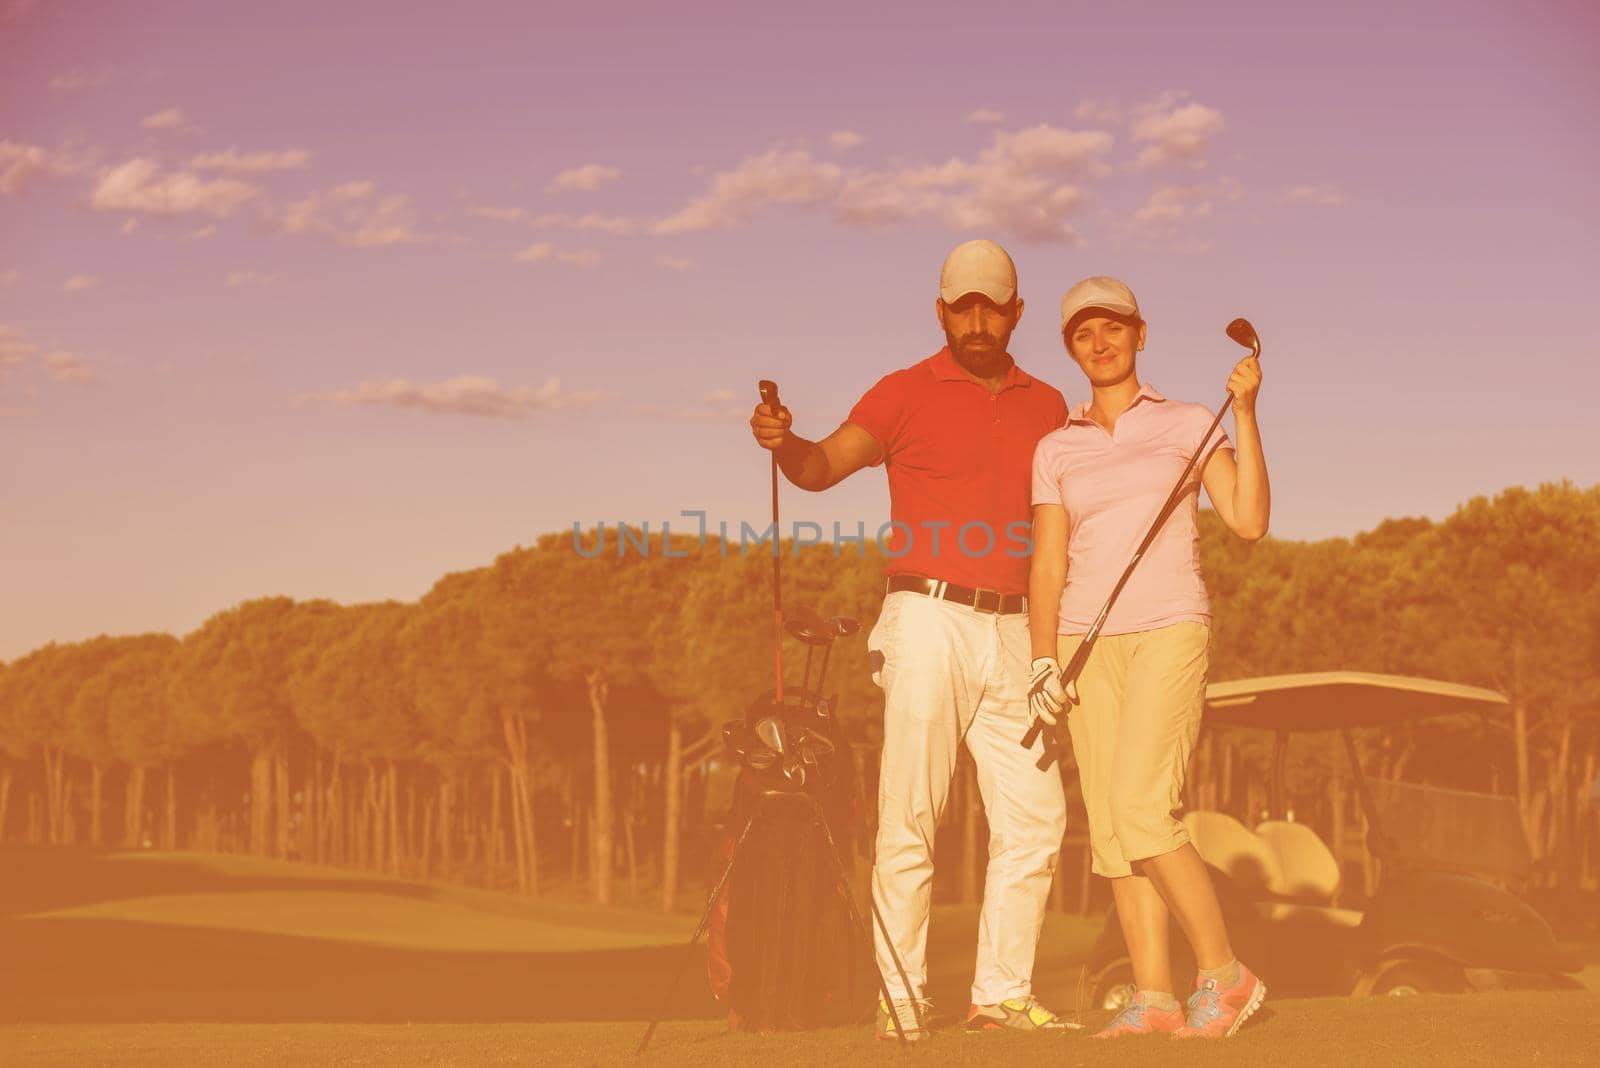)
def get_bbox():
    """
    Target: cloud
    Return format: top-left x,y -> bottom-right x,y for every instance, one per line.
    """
1279,184 -> 1344,206
829,130 -> 866,150
653,150 -> 844,235
44,351 -> 95,383
655,124 -> 1112,243
656,254 -> 692,271
307,375 -> 606,419
0,326 -> 94,385
1128,178 -> 1241,251
140,108 -> 187,131
1133,101 -> 1225,169
546,163 -> 621,193
0,324 -> 32,374
0,141 -> 49,195
527,211 -> 638,236
189,148 -> 311,174
470,203 -> 527,222
224,270 -> 276,288
49,69 -> 111,91
966,109 -> 1006,125
62,274 -> 99,291
0,269 -> 20,287
186,224 -> 218,240
119,218 -> 140,236
514,241 -> 600,267
277,181 -> 421,247
90,158 -> 262,217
